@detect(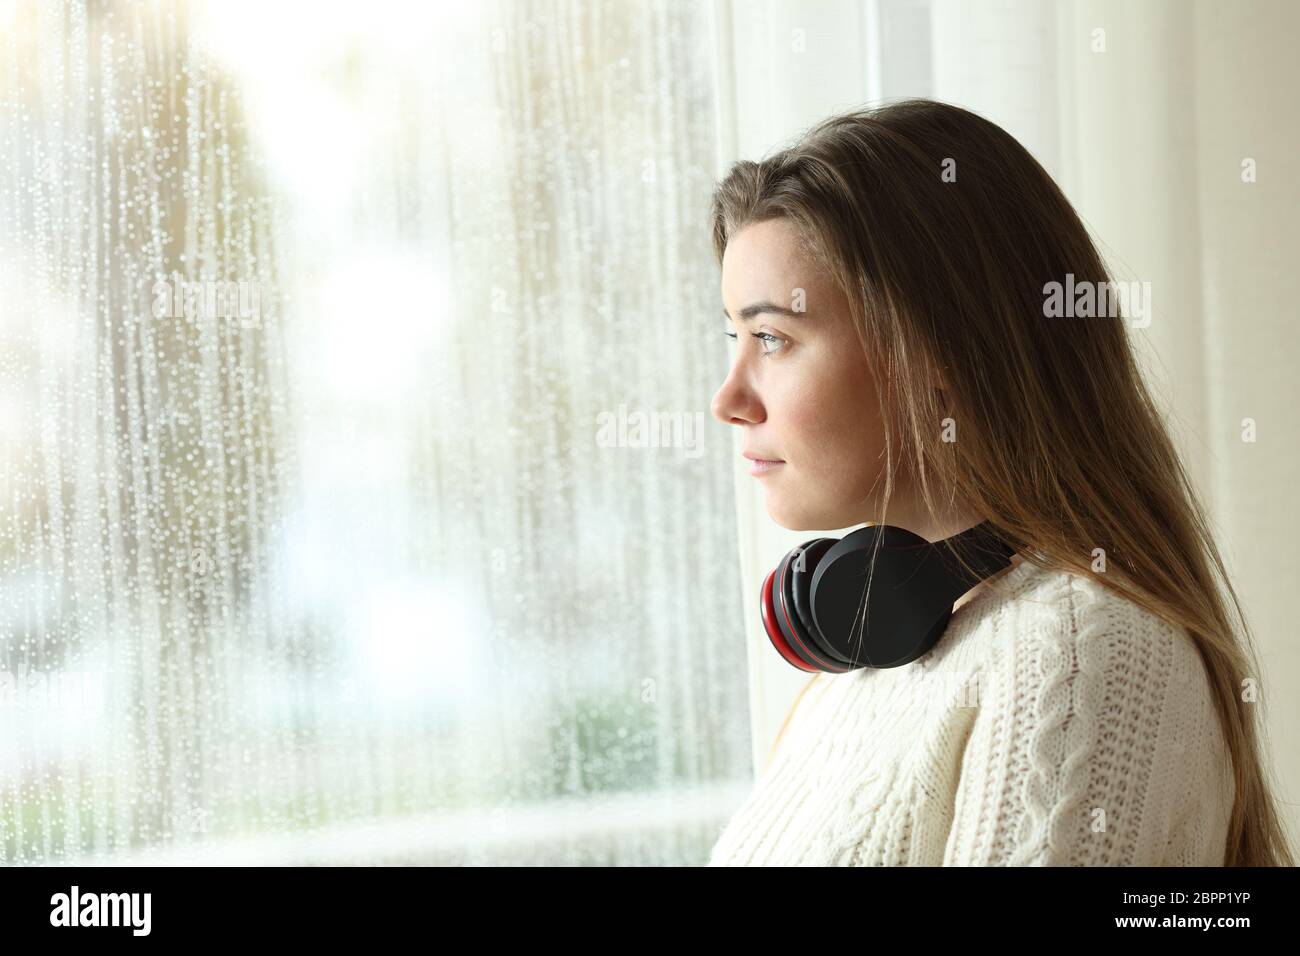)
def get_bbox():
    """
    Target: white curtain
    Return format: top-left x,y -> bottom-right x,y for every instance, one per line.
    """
720,0 -> 1300,836
0,0 -> 750,865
